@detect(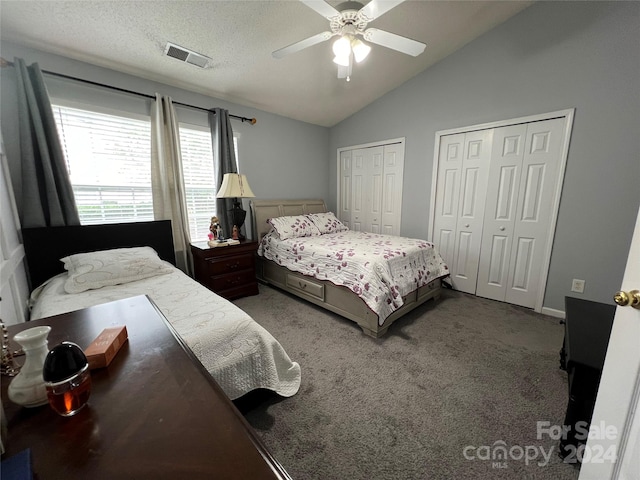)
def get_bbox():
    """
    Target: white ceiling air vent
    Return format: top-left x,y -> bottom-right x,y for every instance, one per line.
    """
164,42 -> 211,68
